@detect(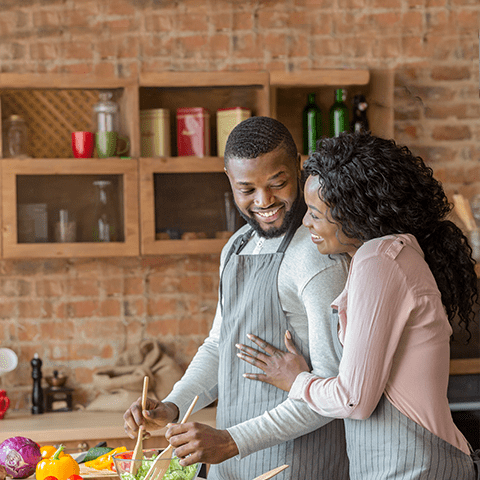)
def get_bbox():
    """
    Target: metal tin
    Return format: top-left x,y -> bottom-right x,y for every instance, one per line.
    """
216,107 -> 251,157
140,109 -> 171,157
176,107 -> 210,157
